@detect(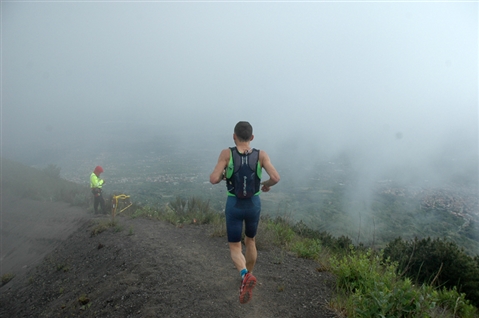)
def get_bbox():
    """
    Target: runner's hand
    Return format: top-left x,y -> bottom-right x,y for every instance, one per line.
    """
261,184 -> 271,192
